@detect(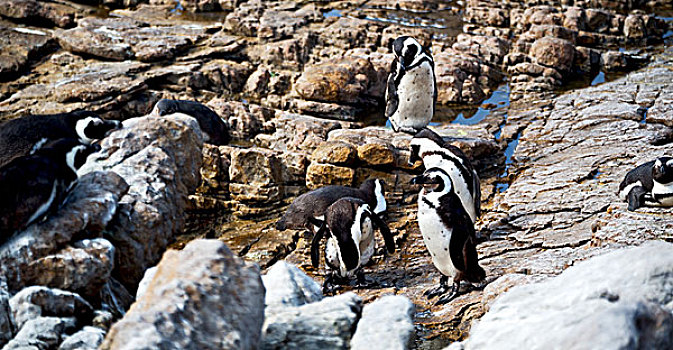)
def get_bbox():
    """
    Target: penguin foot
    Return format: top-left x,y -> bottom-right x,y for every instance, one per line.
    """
424,284 -> 449,299
353,271 -> 380,289
322,276 -> 342,295
434,287 -> 459,305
